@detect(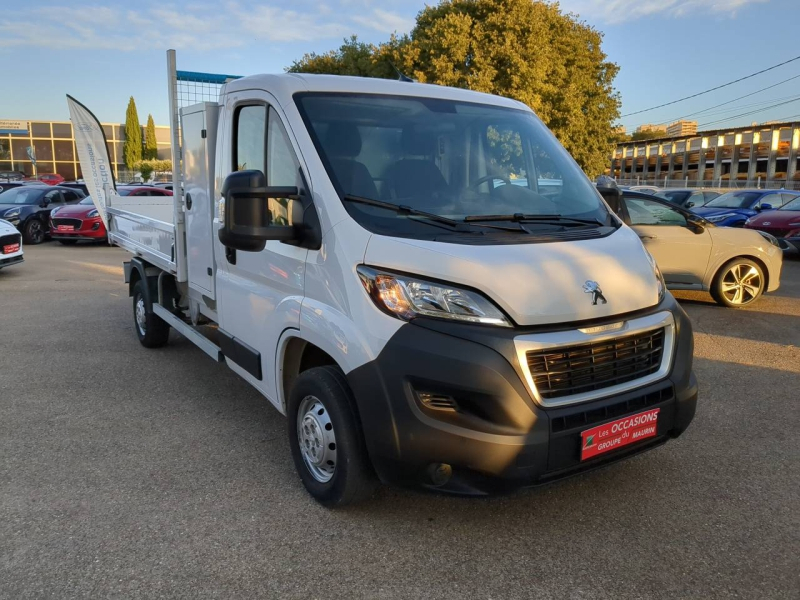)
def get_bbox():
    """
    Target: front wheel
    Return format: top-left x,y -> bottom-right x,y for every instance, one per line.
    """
287,366 -> 376,507
710,258 -> 765,308
23,219 -> 46,244
132,279 -> 170,347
